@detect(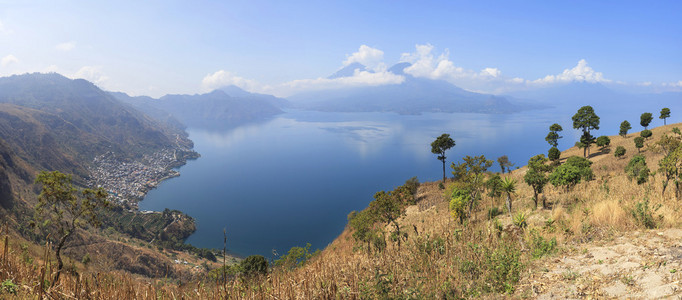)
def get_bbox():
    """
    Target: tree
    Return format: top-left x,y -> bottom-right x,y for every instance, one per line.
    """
572,106 -> 600,158
640,112 -> 653,129
634,136 -> 645,153
451,155 -> 493,219
548,147 -> 561,164
614,146 -> 626,159
549,156 -> 593,191
497,155 -> 514,174
660,108 -> 671,125
501,177 -> 516,217
33,171 -> 109,287
241,255 -> 268,276
625,155 -> 650,185
620,120 -> 632,137
545,123 -> 563,147
523,154 -> 552,209
640,129 -> 652,140
485,174 -> 503,200
596,135 -> 611,151
431,134 -> 455,183
369,190 -> 404,249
